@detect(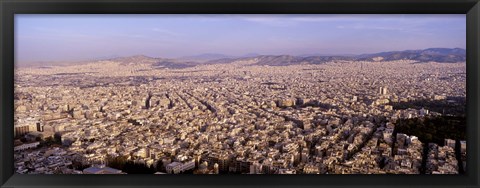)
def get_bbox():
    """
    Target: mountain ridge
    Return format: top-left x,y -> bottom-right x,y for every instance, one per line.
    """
20,48 -> 466,68
203,48 -> 465,66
